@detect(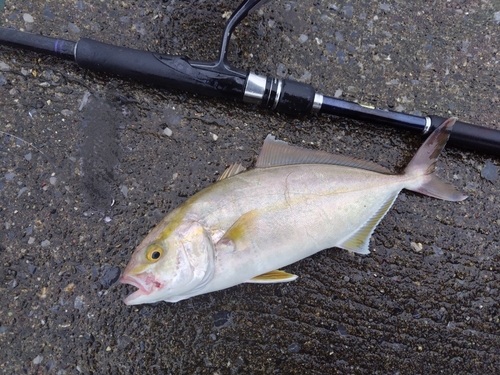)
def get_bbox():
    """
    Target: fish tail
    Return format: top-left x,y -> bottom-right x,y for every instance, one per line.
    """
404,117 -> 467,201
